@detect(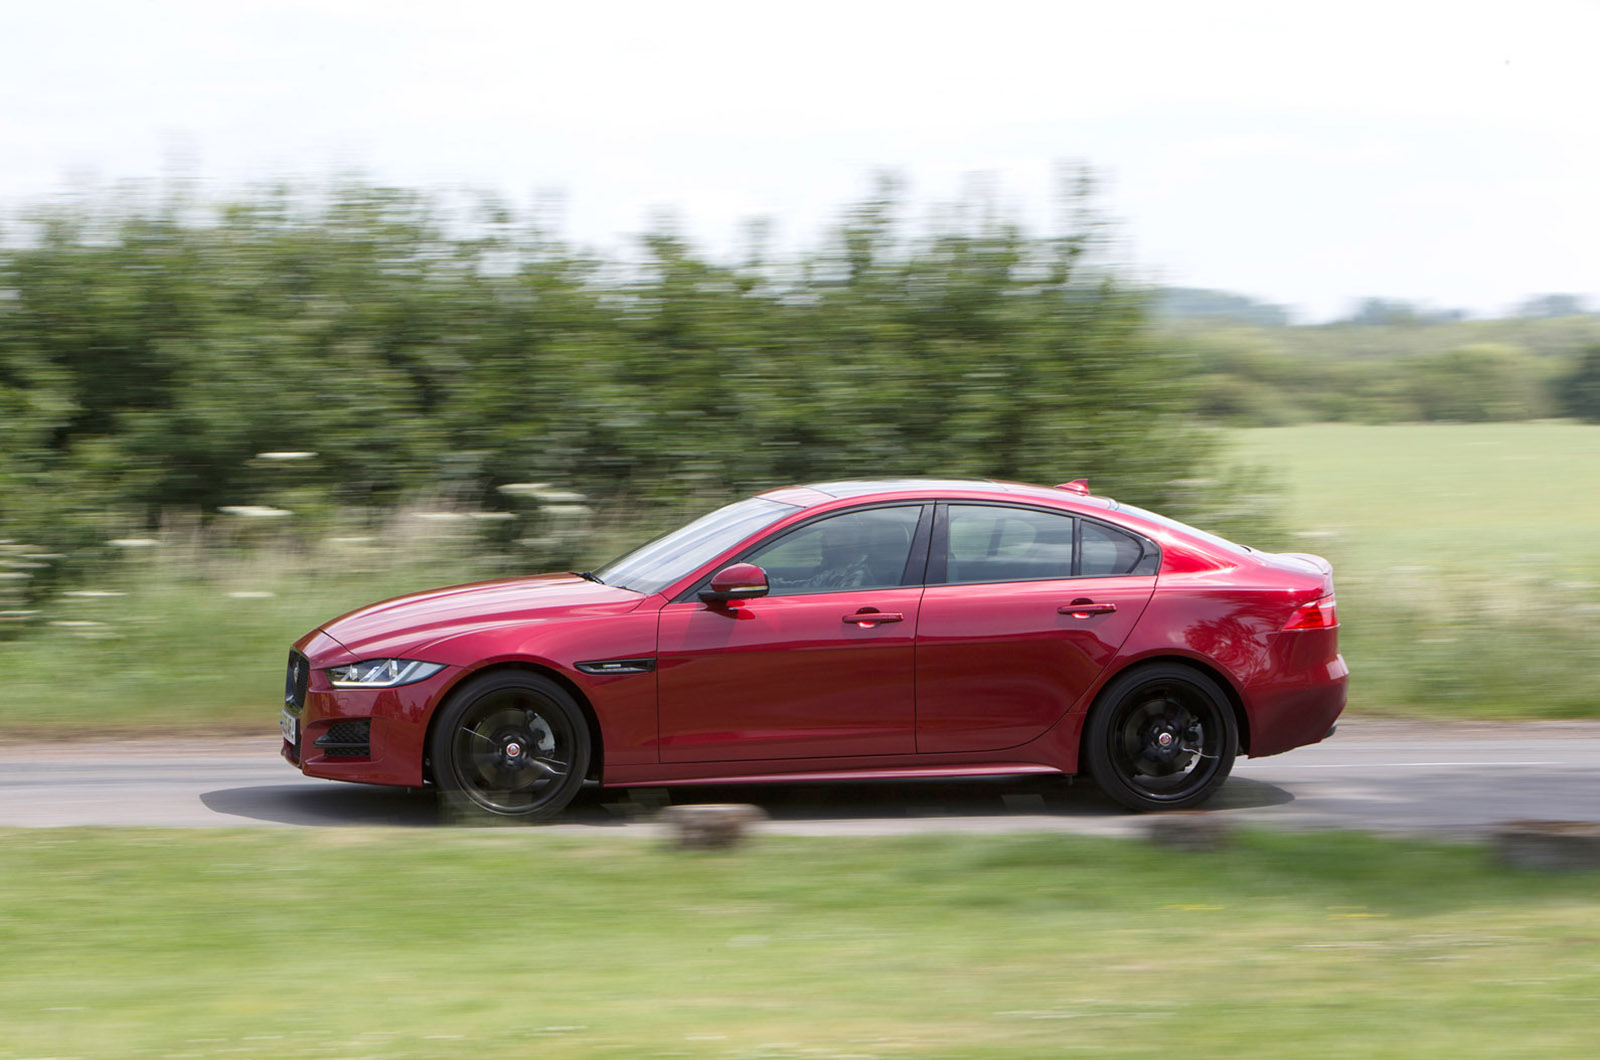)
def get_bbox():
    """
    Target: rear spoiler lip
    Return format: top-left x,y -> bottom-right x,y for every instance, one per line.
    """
1262,551 -> 1336,595
1270,551 -> 1333,575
